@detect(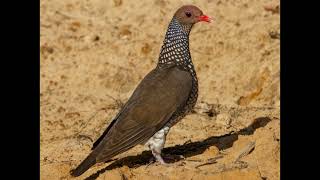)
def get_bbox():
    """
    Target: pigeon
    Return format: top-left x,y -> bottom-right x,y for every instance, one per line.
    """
70,5 -> 211,177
